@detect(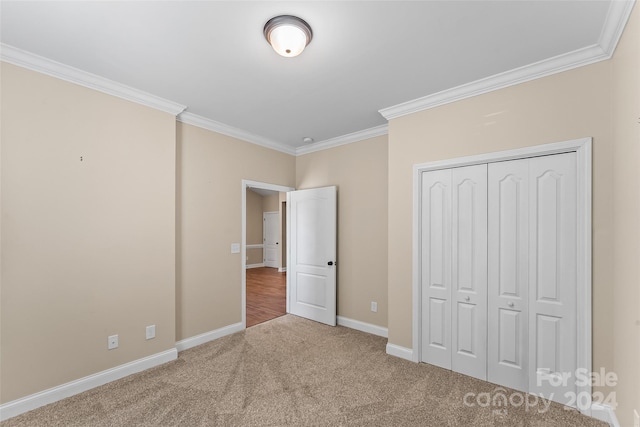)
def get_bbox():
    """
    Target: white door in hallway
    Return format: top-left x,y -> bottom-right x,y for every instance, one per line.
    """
287,186 -> 337,326
263,211 -> 279,268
